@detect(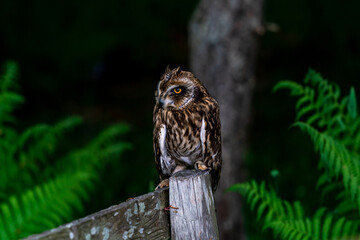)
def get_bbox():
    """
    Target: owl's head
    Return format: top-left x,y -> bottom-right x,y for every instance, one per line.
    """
155,66 -> 208,110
